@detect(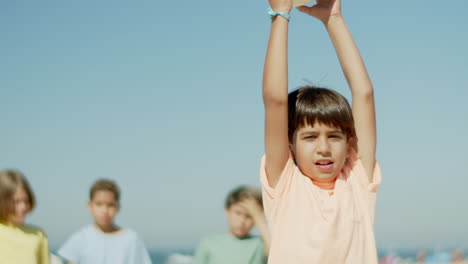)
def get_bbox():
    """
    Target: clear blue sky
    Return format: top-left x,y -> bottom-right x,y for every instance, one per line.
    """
1,0 -> 467,251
